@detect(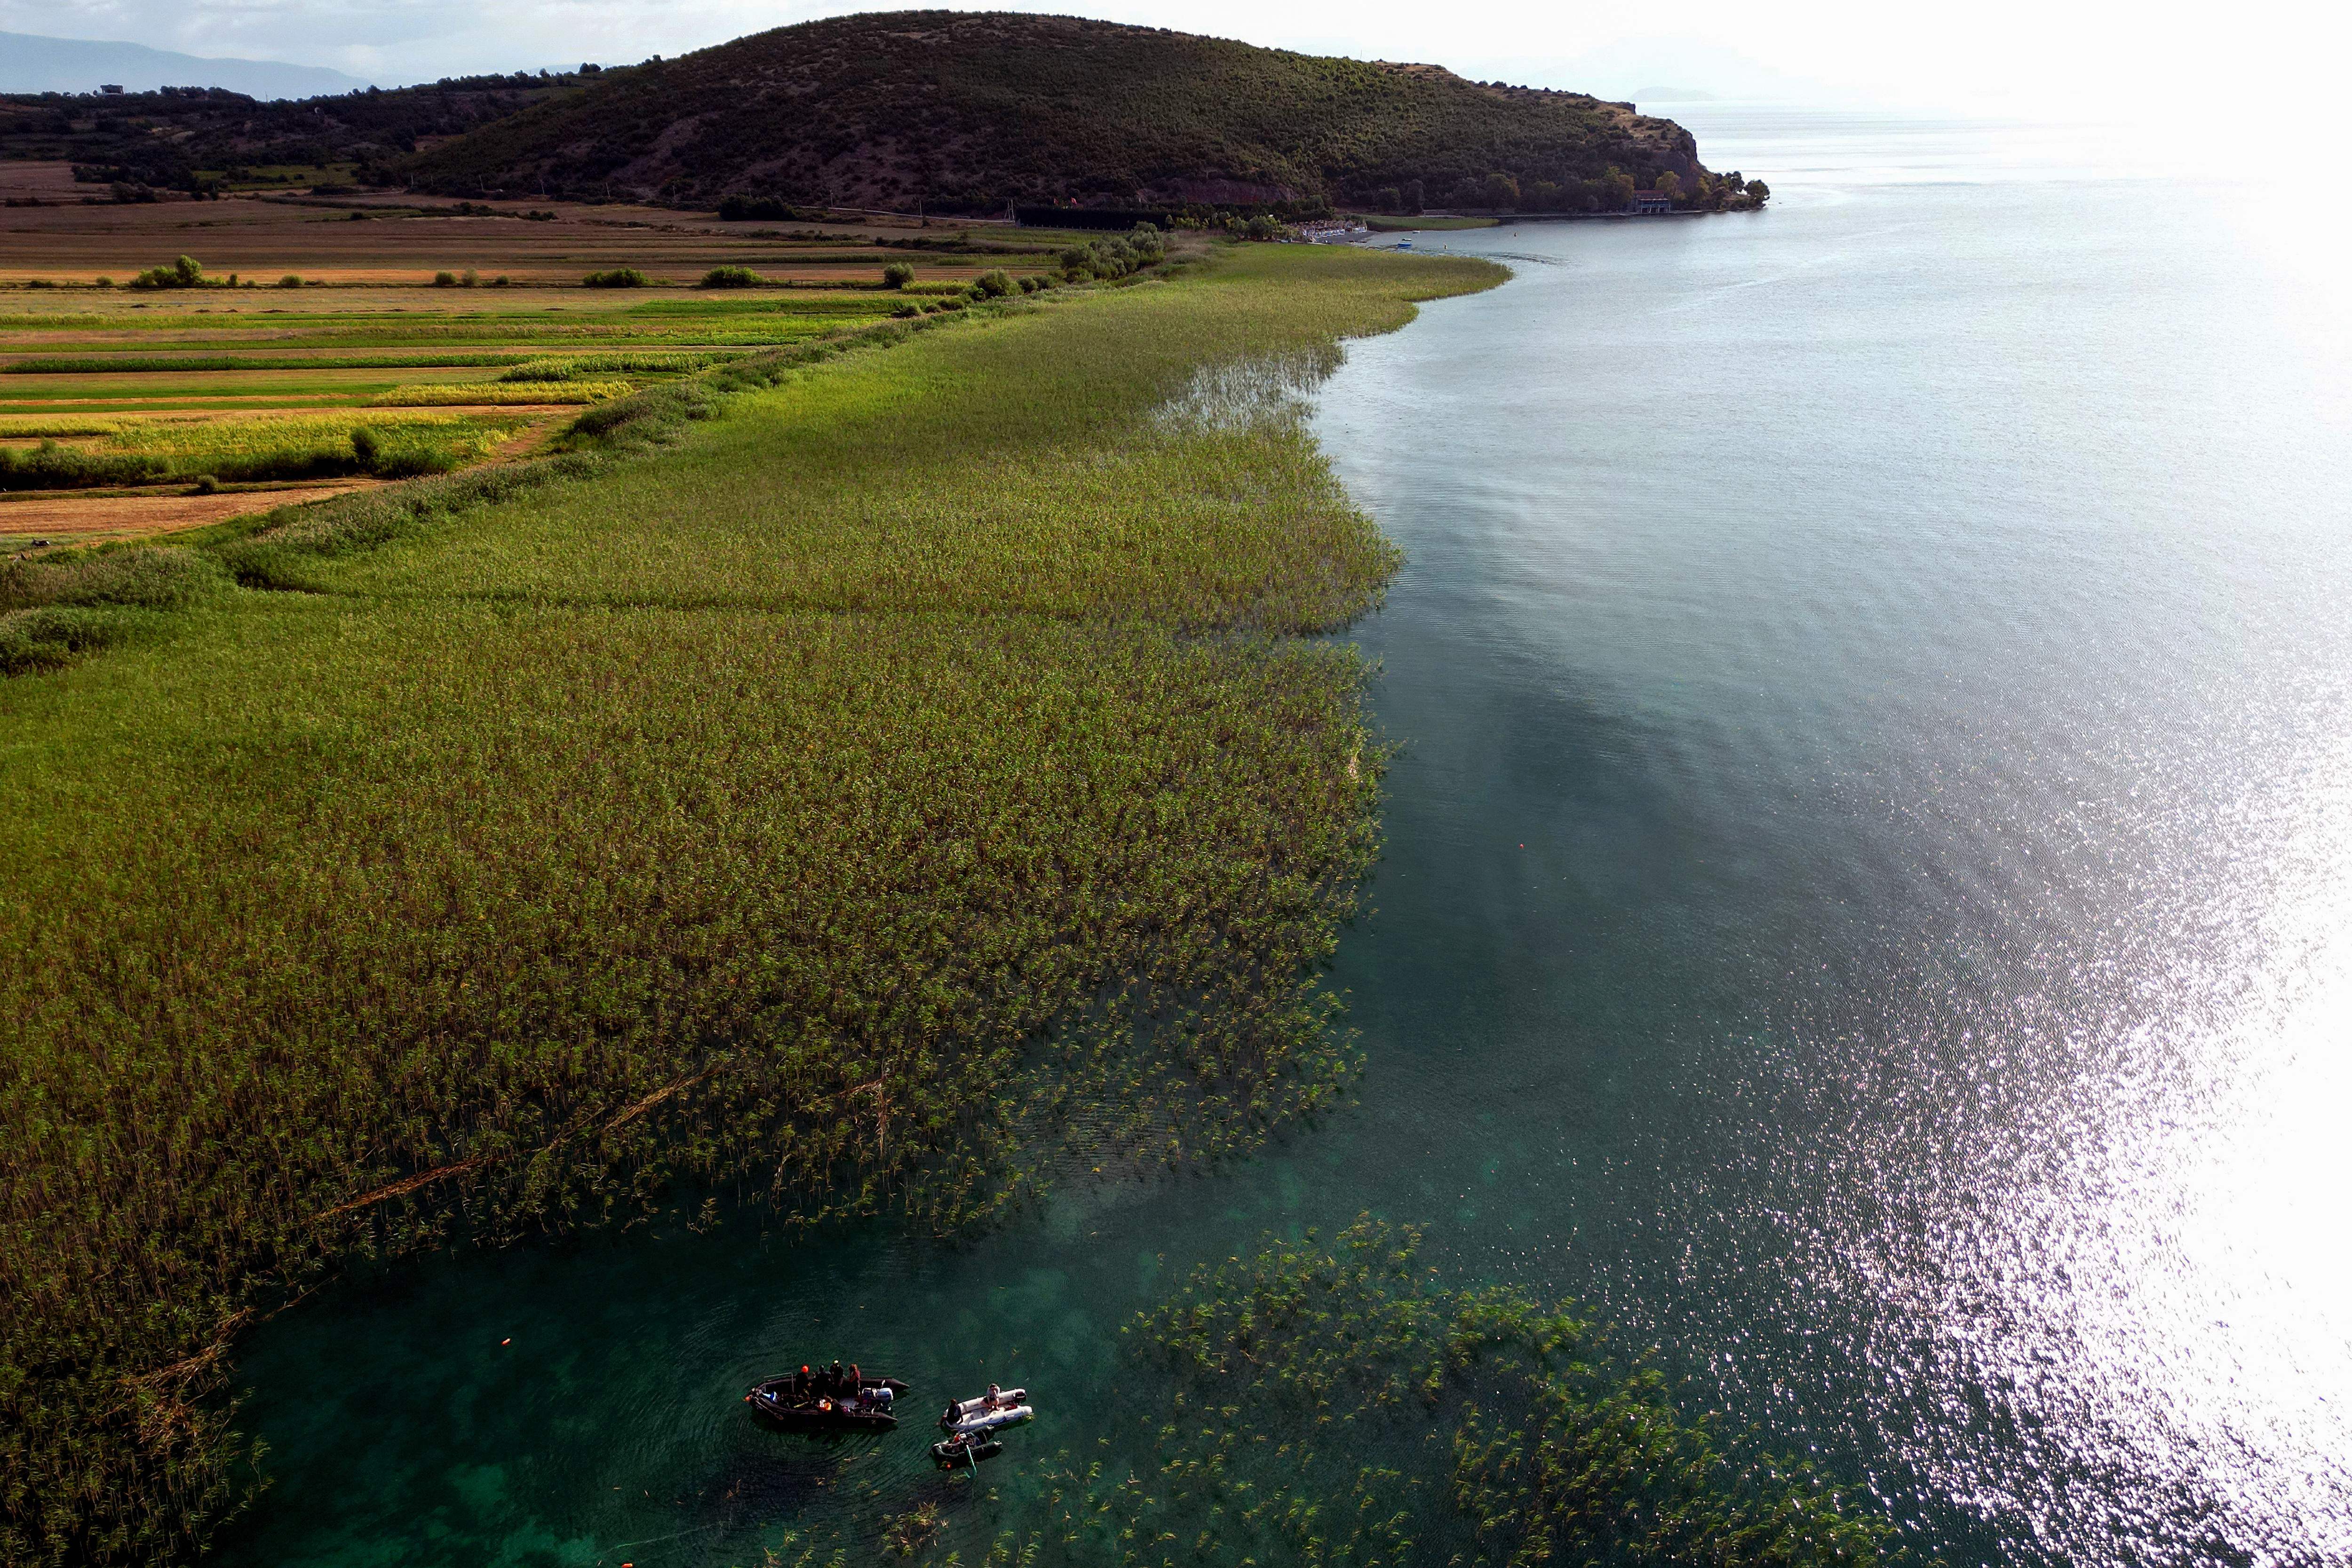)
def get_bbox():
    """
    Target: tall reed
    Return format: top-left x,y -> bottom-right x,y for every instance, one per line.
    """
0,245 -> 1503,1563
